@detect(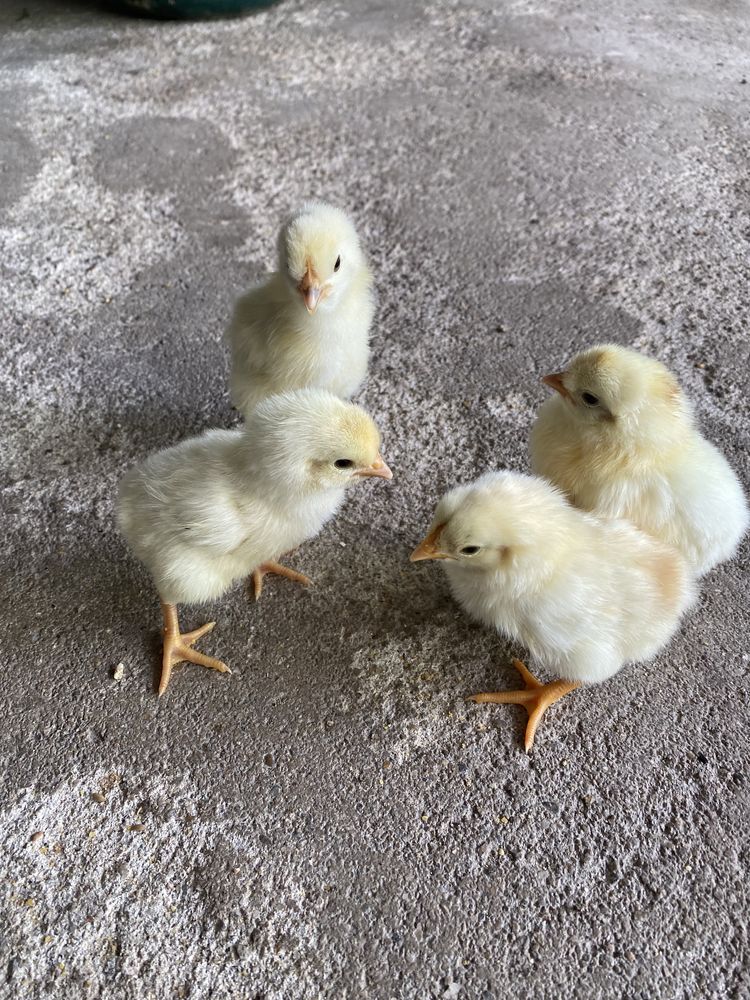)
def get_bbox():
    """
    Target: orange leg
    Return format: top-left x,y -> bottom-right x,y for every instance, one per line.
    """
159,601 -> 230,696
248,561 -> 312,601
468,659 -> 580,752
